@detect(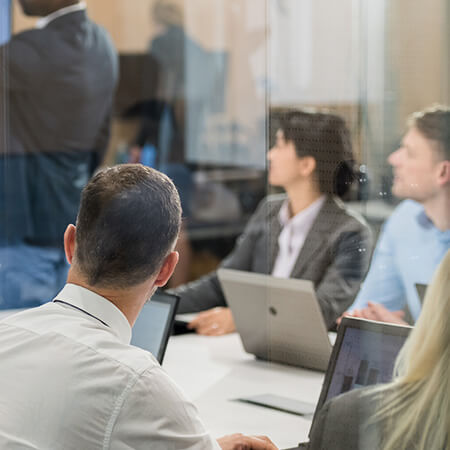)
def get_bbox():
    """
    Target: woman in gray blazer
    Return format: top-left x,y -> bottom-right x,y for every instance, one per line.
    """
308,250 -> 450,450
173,110 -> 372,334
